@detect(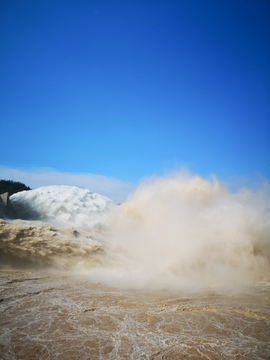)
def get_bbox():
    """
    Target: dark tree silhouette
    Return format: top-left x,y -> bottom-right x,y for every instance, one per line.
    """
0,180 -> 31,196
